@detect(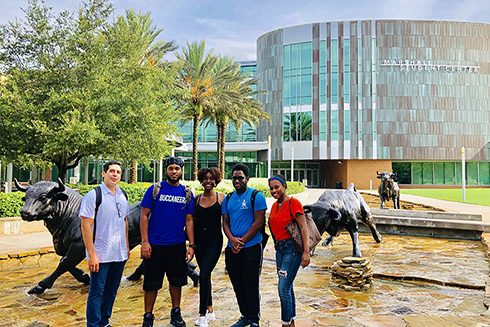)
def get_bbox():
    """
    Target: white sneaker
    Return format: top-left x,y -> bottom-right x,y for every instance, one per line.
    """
205,311 -> 216,323
197,316 -> 208,327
